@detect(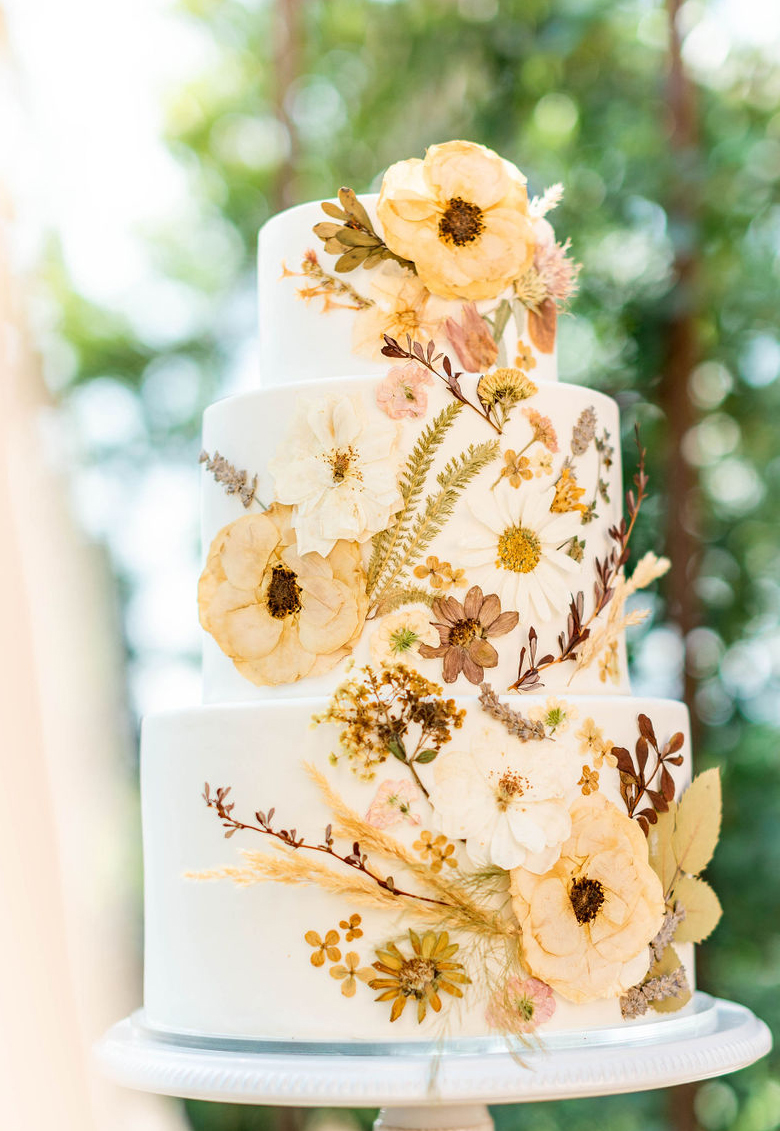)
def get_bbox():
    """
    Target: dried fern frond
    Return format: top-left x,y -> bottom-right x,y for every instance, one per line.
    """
367,401 -> 462,594
369,439 -> 499,613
